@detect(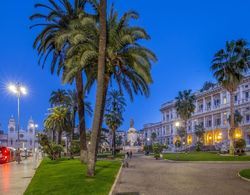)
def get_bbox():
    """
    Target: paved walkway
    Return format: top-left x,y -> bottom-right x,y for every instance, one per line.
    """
113,154 -> 250,195
0,158 -> 40,195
